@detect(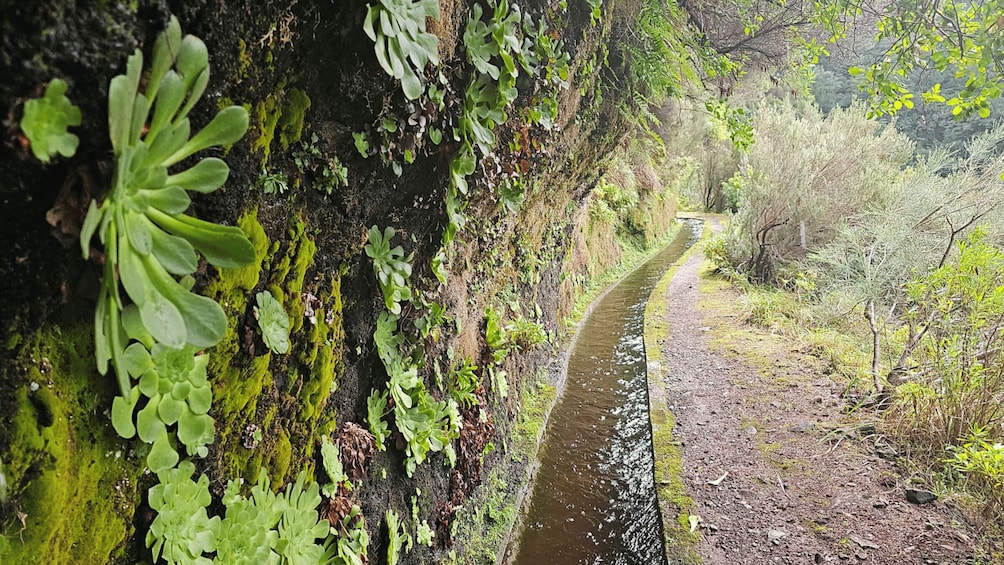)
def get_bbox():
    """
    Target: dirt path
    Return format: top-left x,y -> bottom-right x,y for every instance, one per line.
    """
653,222 -> 977,564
